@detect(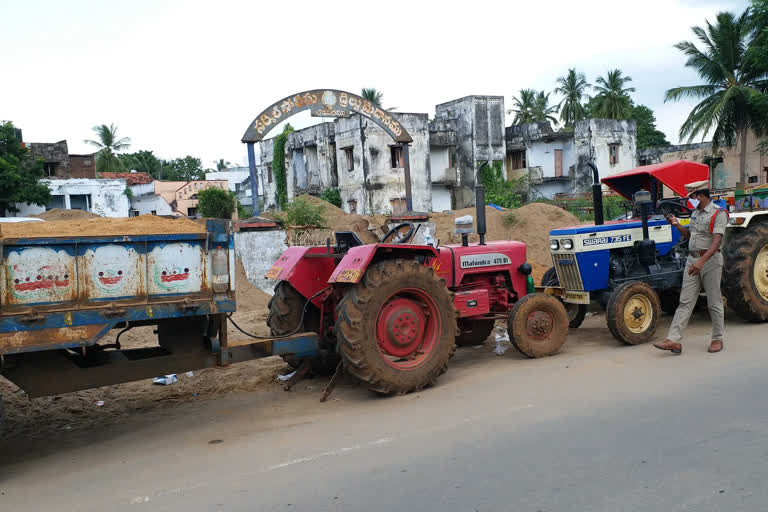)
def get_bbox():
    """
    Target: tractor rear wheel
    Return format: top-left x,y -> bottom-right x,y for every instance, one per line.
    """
606,281 -> 660,345
508,293 -> 569,358
541,266 -> 587,328
722,223 -> 768,322
335,259 -> 456,395
455,318 -> 495,347
267,281 -> 338,376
